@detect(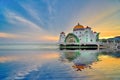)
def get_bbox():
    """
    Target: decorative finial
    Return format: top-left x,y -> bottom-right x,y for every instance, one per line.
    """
78,22 -> 80,25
